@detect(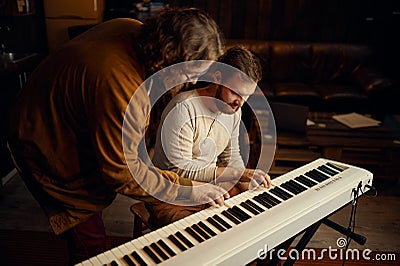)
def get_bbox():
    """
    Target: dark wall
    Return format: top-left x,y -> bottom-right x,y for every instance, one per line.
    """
0,0 -> 46,53
167,0 -> 400,81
